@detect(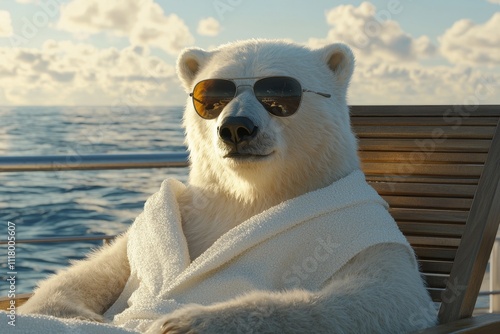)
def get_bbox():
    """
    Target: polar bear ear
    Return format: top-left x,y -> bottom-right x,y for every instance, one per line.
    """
317,43 -> 355,86
176,48 -> 212,91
